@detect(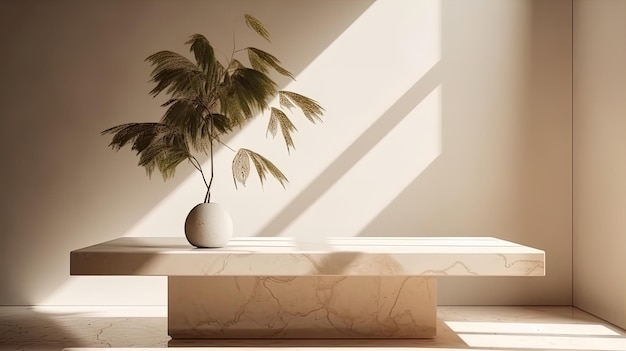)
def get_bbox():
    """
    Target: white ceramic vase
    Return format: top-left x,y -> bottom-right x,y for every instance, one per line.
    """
184,202 -> 233,248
